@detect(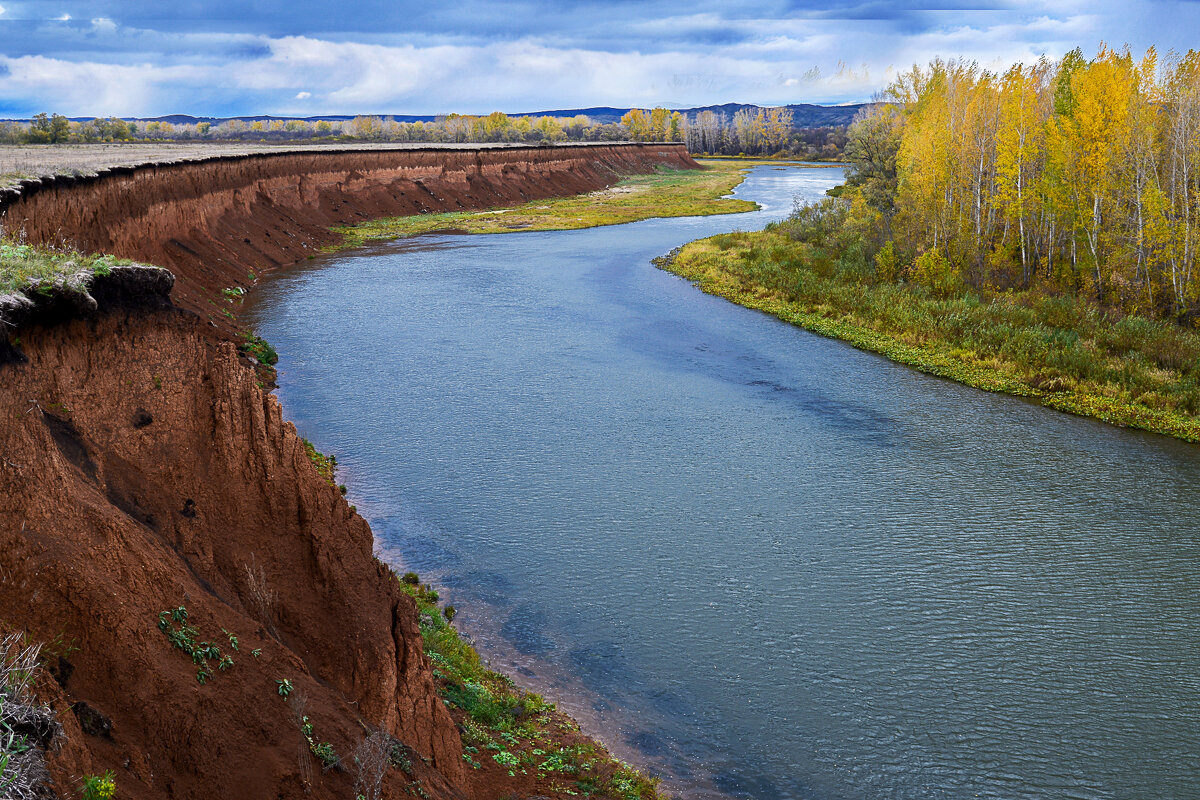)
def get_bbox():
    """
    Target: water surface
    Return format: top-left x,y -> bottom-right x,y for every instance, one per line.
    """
246,166 -> 1200,800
